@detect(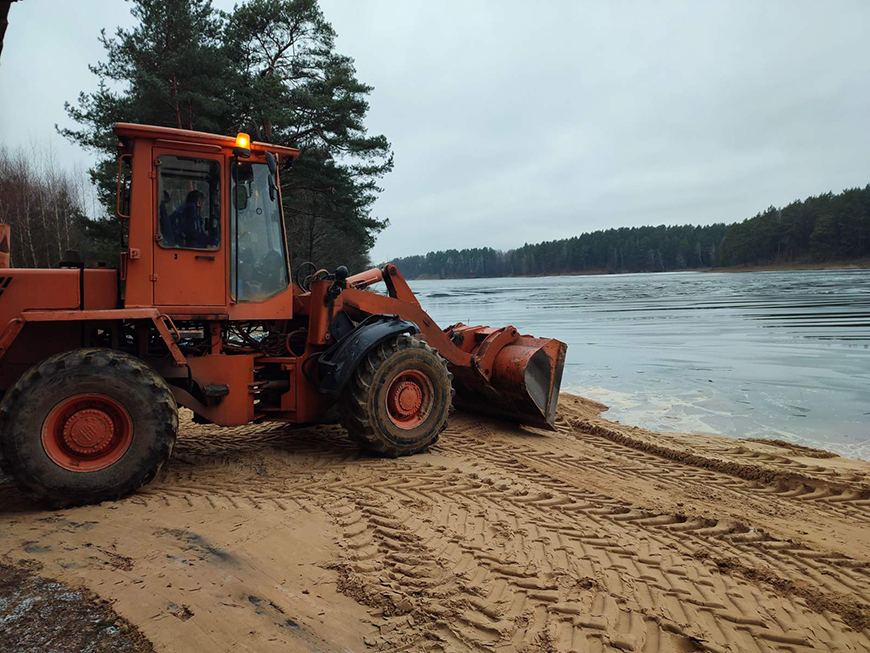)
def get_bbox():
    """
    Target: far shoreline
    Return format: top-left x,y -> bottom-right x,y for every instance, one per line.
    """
408,258 -> 870,281
703,259 -> 870,273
